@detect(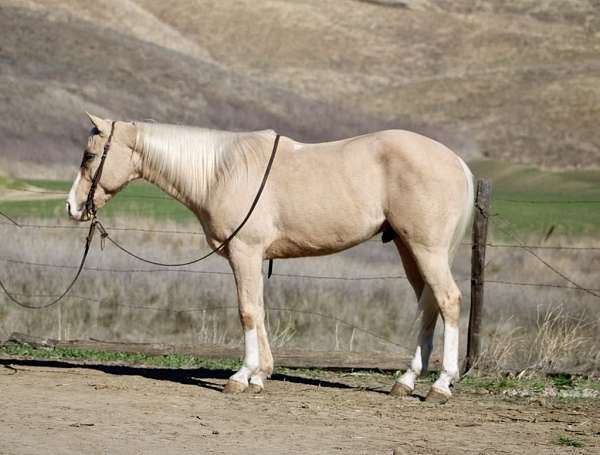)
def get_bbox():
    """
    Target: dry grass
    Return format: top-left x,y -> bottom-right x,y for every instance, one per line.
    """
1,216 -> 598,374
478,305 -> 599,374
528,305 -> 596,372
